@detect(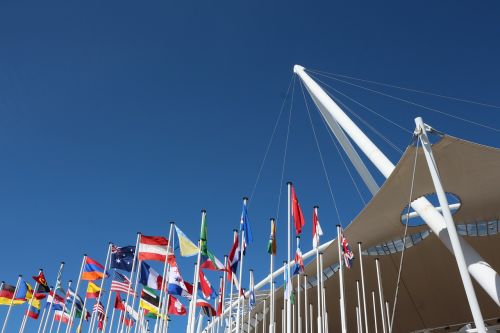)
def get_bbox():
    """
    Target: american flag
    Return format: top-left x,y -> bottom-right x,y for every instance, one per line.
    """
111,271 -> 135,295
340,228 -> 355,269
